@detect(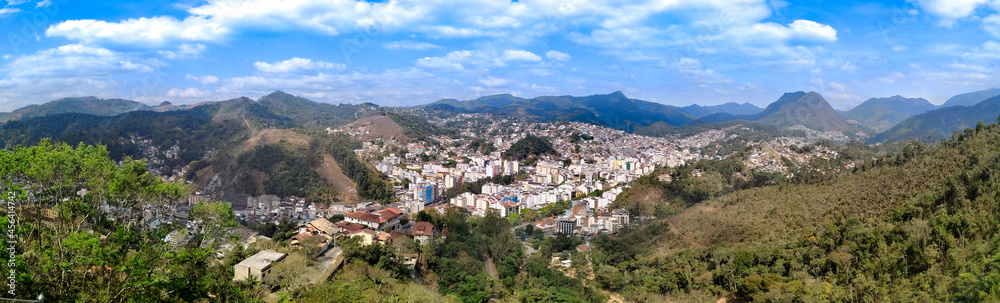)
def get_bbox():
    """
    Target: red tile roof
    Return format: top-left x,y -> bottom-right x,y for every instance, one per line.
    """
412,221 -> 434,237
